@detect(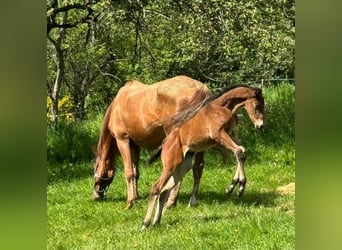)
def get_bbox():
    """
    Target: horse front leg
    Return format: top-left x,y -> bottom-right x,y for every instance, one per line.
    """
216,130 -> 247,197
116,138 -> 138,209
225,150 -> 247,197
